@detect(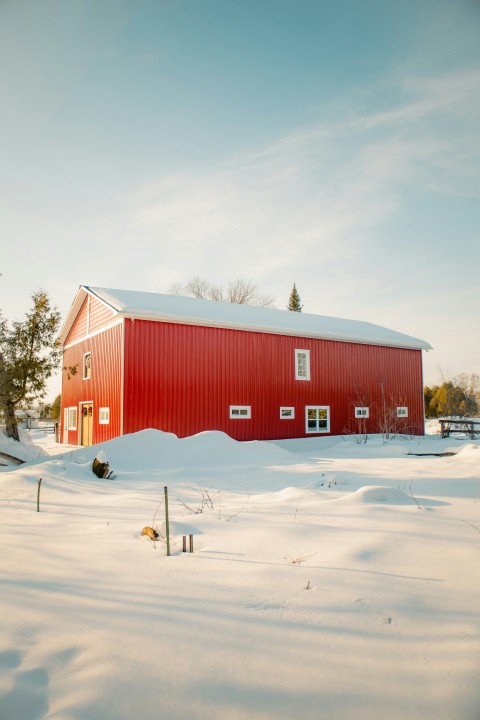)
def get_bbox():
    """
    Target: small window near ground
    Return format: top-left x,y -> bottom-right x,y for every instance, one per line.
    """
355,407 -> 369,418
295,349 -> 310,381
305,406 -> 330,434
230,406 -> 251,419
68,407 -> 77,430
83,352 -> 92,380
99,407 -> 110,425
280,407 -> 295,419
397,406 -> 408,417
